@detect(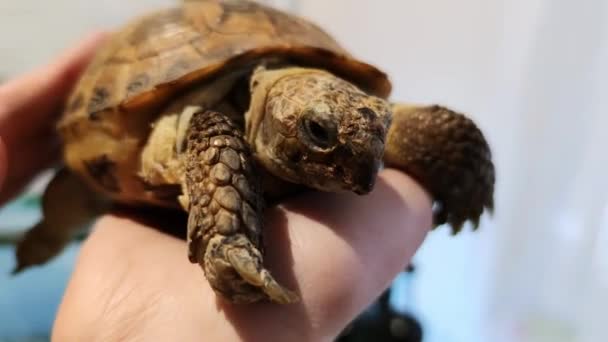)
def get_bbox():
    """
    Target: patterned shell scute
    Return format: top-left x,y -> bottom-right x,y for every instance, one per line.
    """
61,0 -> 391,126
